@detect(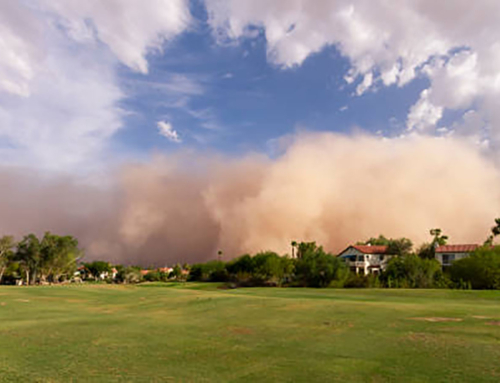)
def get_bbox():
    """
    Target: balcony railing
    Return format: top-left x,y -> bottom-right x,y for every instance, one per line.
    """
346,260 -> 383,269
